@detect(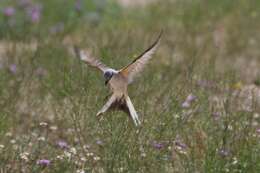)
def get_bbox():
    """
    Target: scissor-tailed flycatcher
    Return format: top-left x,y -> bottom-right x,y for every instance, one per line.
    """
73,32 -> 162,126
